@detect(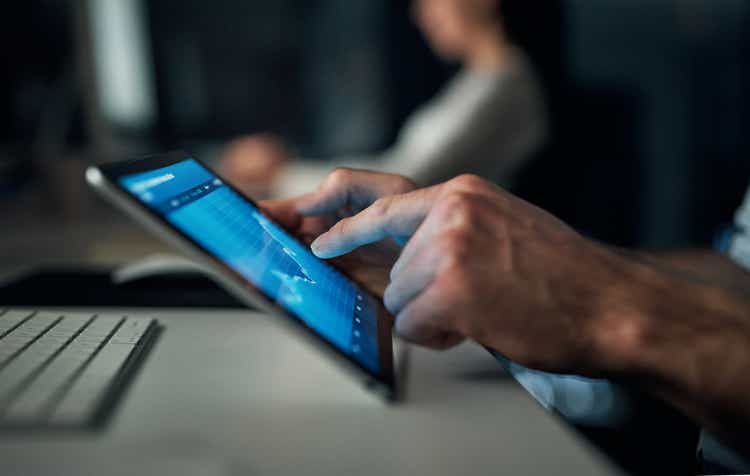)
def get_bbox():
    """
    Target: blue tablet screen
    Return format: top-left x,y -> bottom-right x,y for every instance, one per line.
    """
120,158 -> 381,373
